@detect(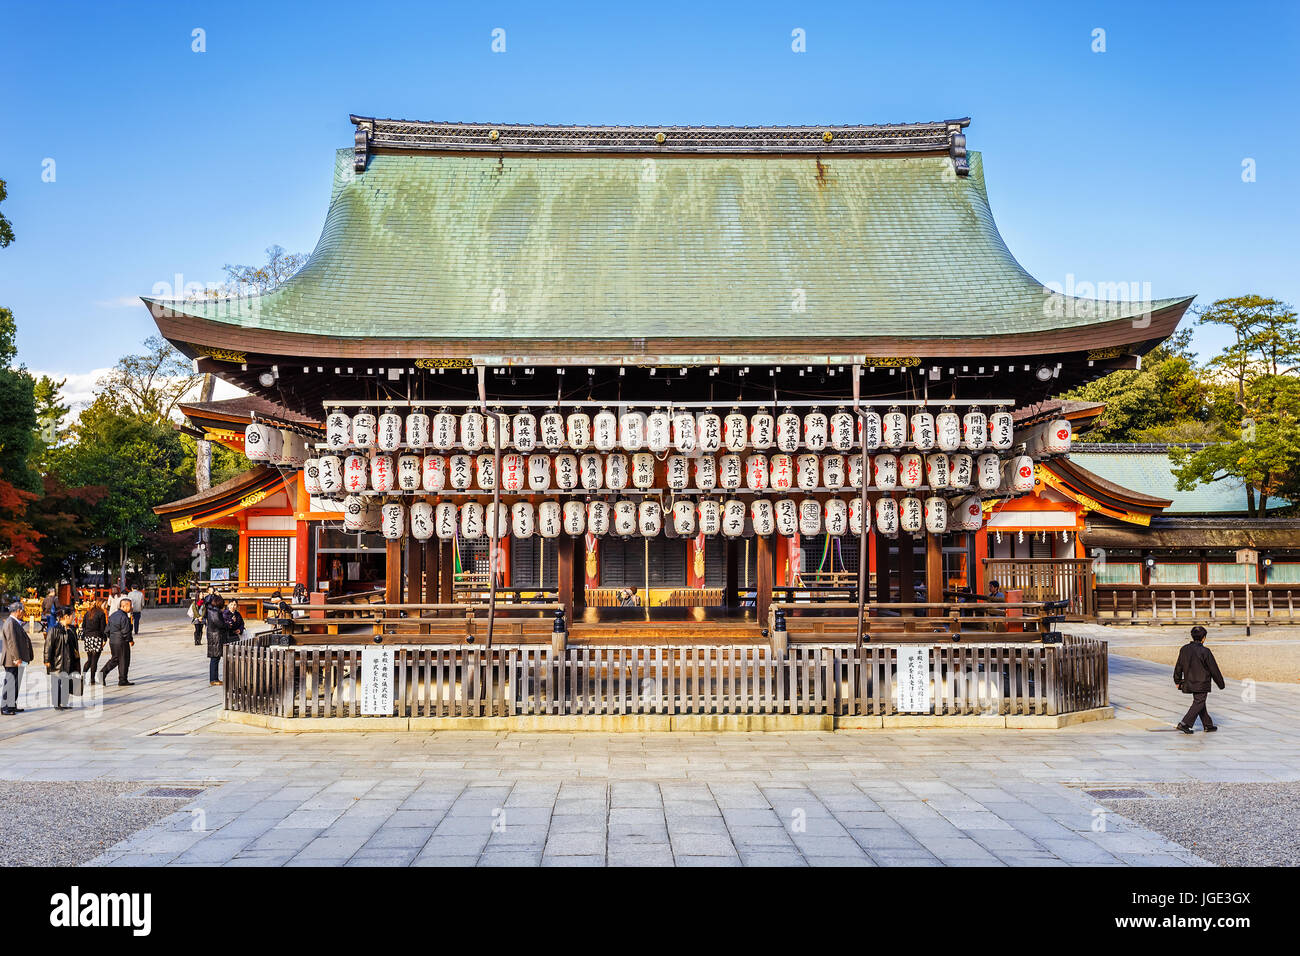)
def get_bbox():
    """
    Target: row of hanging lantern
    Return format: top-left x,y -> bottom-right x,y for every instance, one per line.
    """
320,405 -> 1053,455
303,450 -> 1039,497
347,492 -> 989,541
244,423 -> 310,467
